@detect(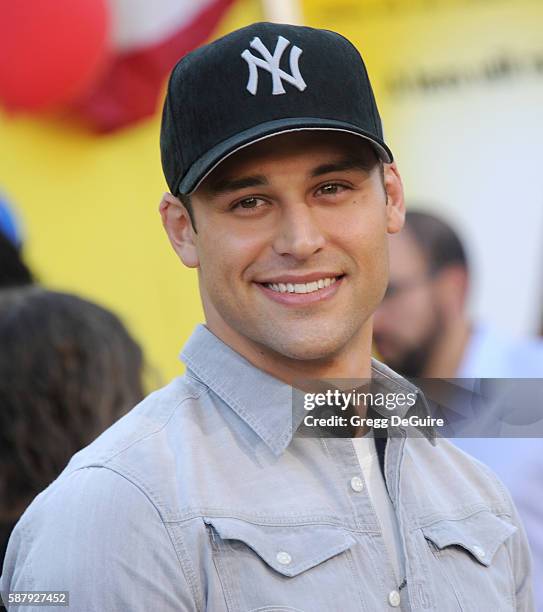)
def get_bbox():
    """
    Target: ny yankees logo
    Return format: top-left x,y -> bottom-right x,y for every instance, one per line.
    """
241,36 -> 307,96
